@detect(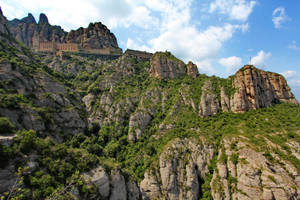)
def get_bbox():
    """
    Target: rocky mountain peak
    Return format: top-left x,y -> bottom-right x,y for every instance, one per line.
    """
22,13 -> 36,24
0,7 -> 9,35
38,13 -> 49,24
230,64 -> 298,112
66,22 -> 120,49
